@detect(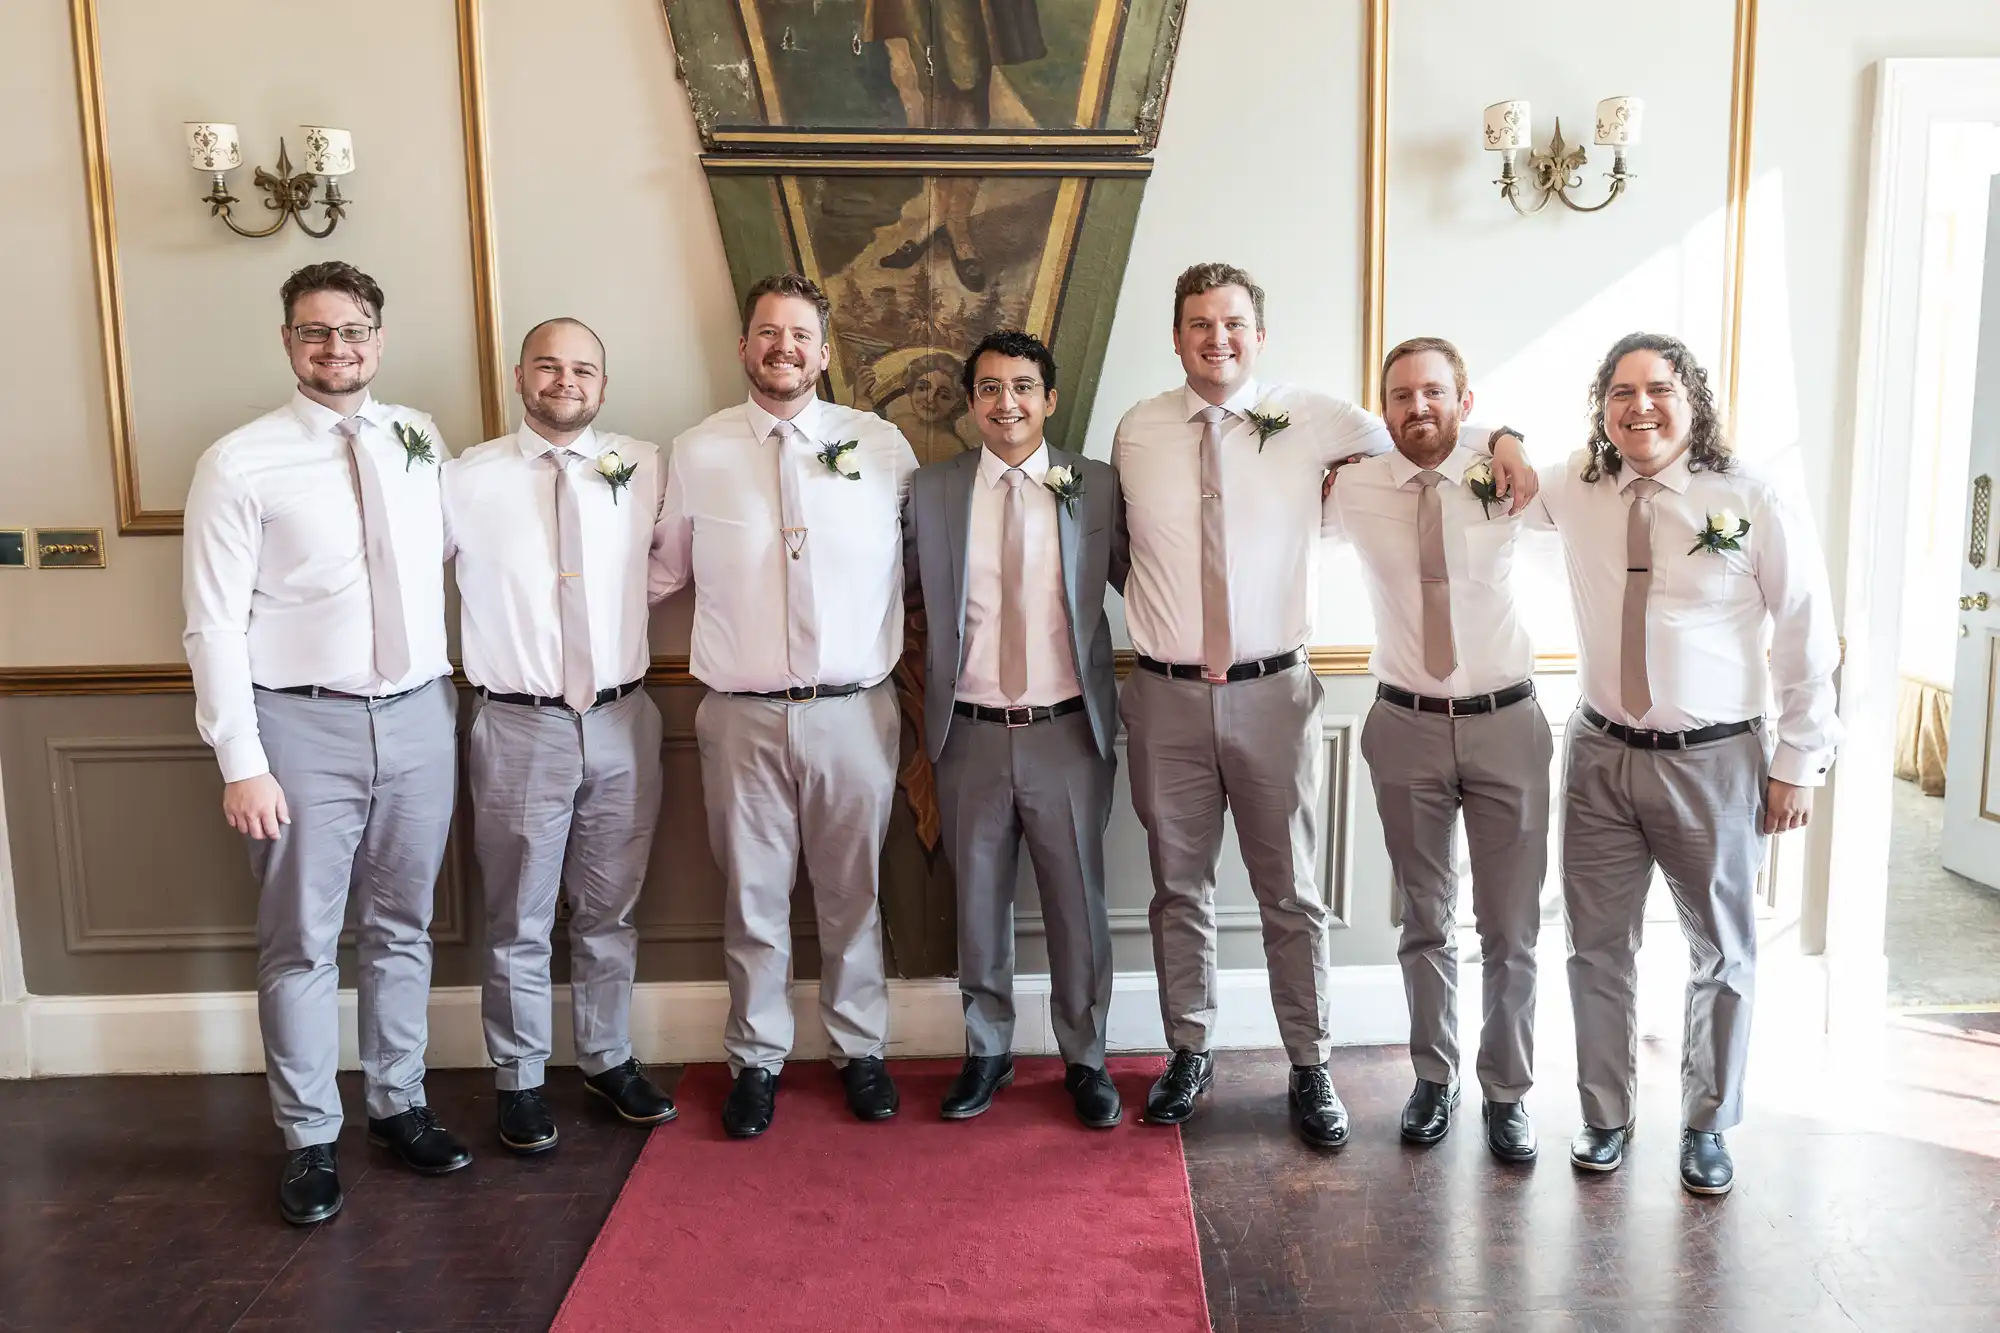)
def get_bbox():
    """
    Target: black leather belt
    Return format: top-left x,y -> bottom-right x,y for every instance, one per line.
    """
732,682 -> 866,702
1378,680 -> 1535,717
475,678 -> 644,711
257,682 -> 427,702
1135,647 -> 1308,683
1582,704 -> 1759,750
954,696 -> 1087,728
